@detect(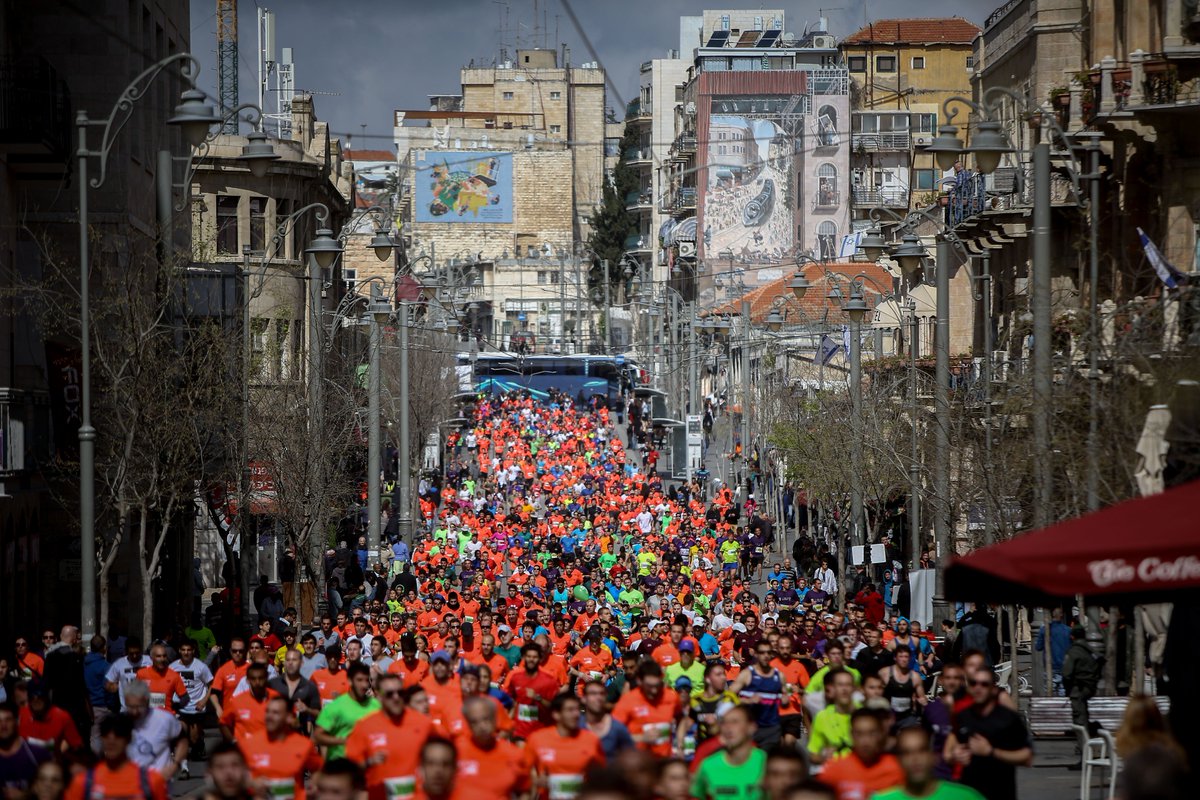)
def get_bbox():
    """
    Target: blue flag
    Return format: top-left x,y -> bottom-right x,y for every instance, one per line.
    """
814,334 -> 840,365
1138,227 -> 1183,289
